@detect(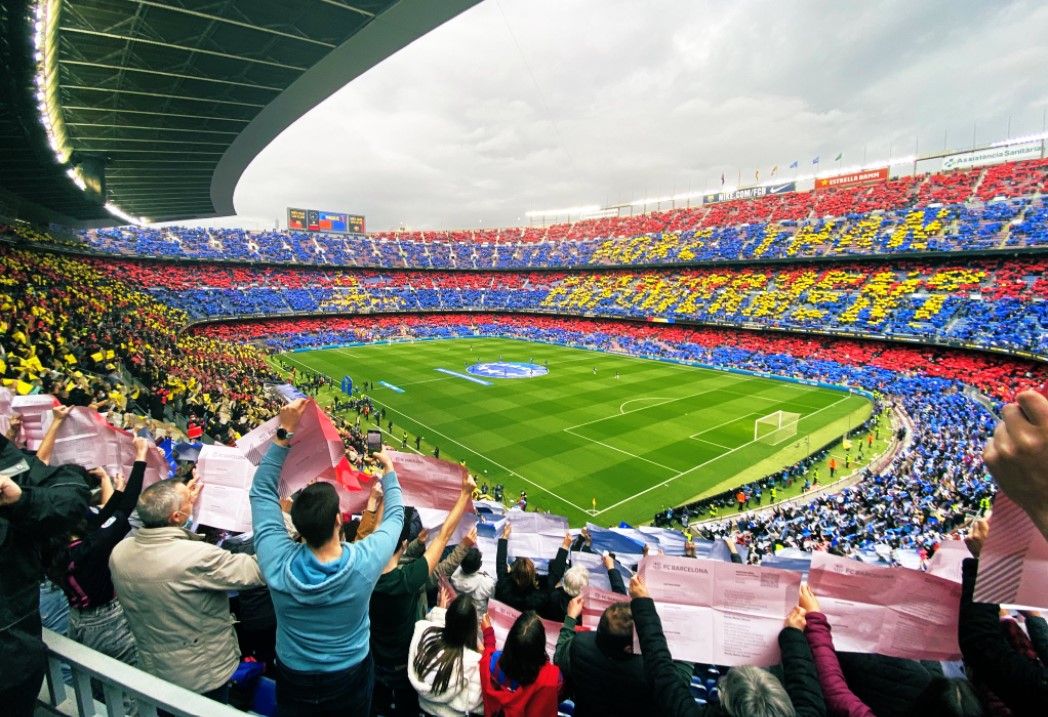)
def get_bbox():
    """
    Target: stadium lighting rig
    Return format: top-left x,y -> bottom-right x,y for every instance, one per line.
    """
31,0 -> 146,225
